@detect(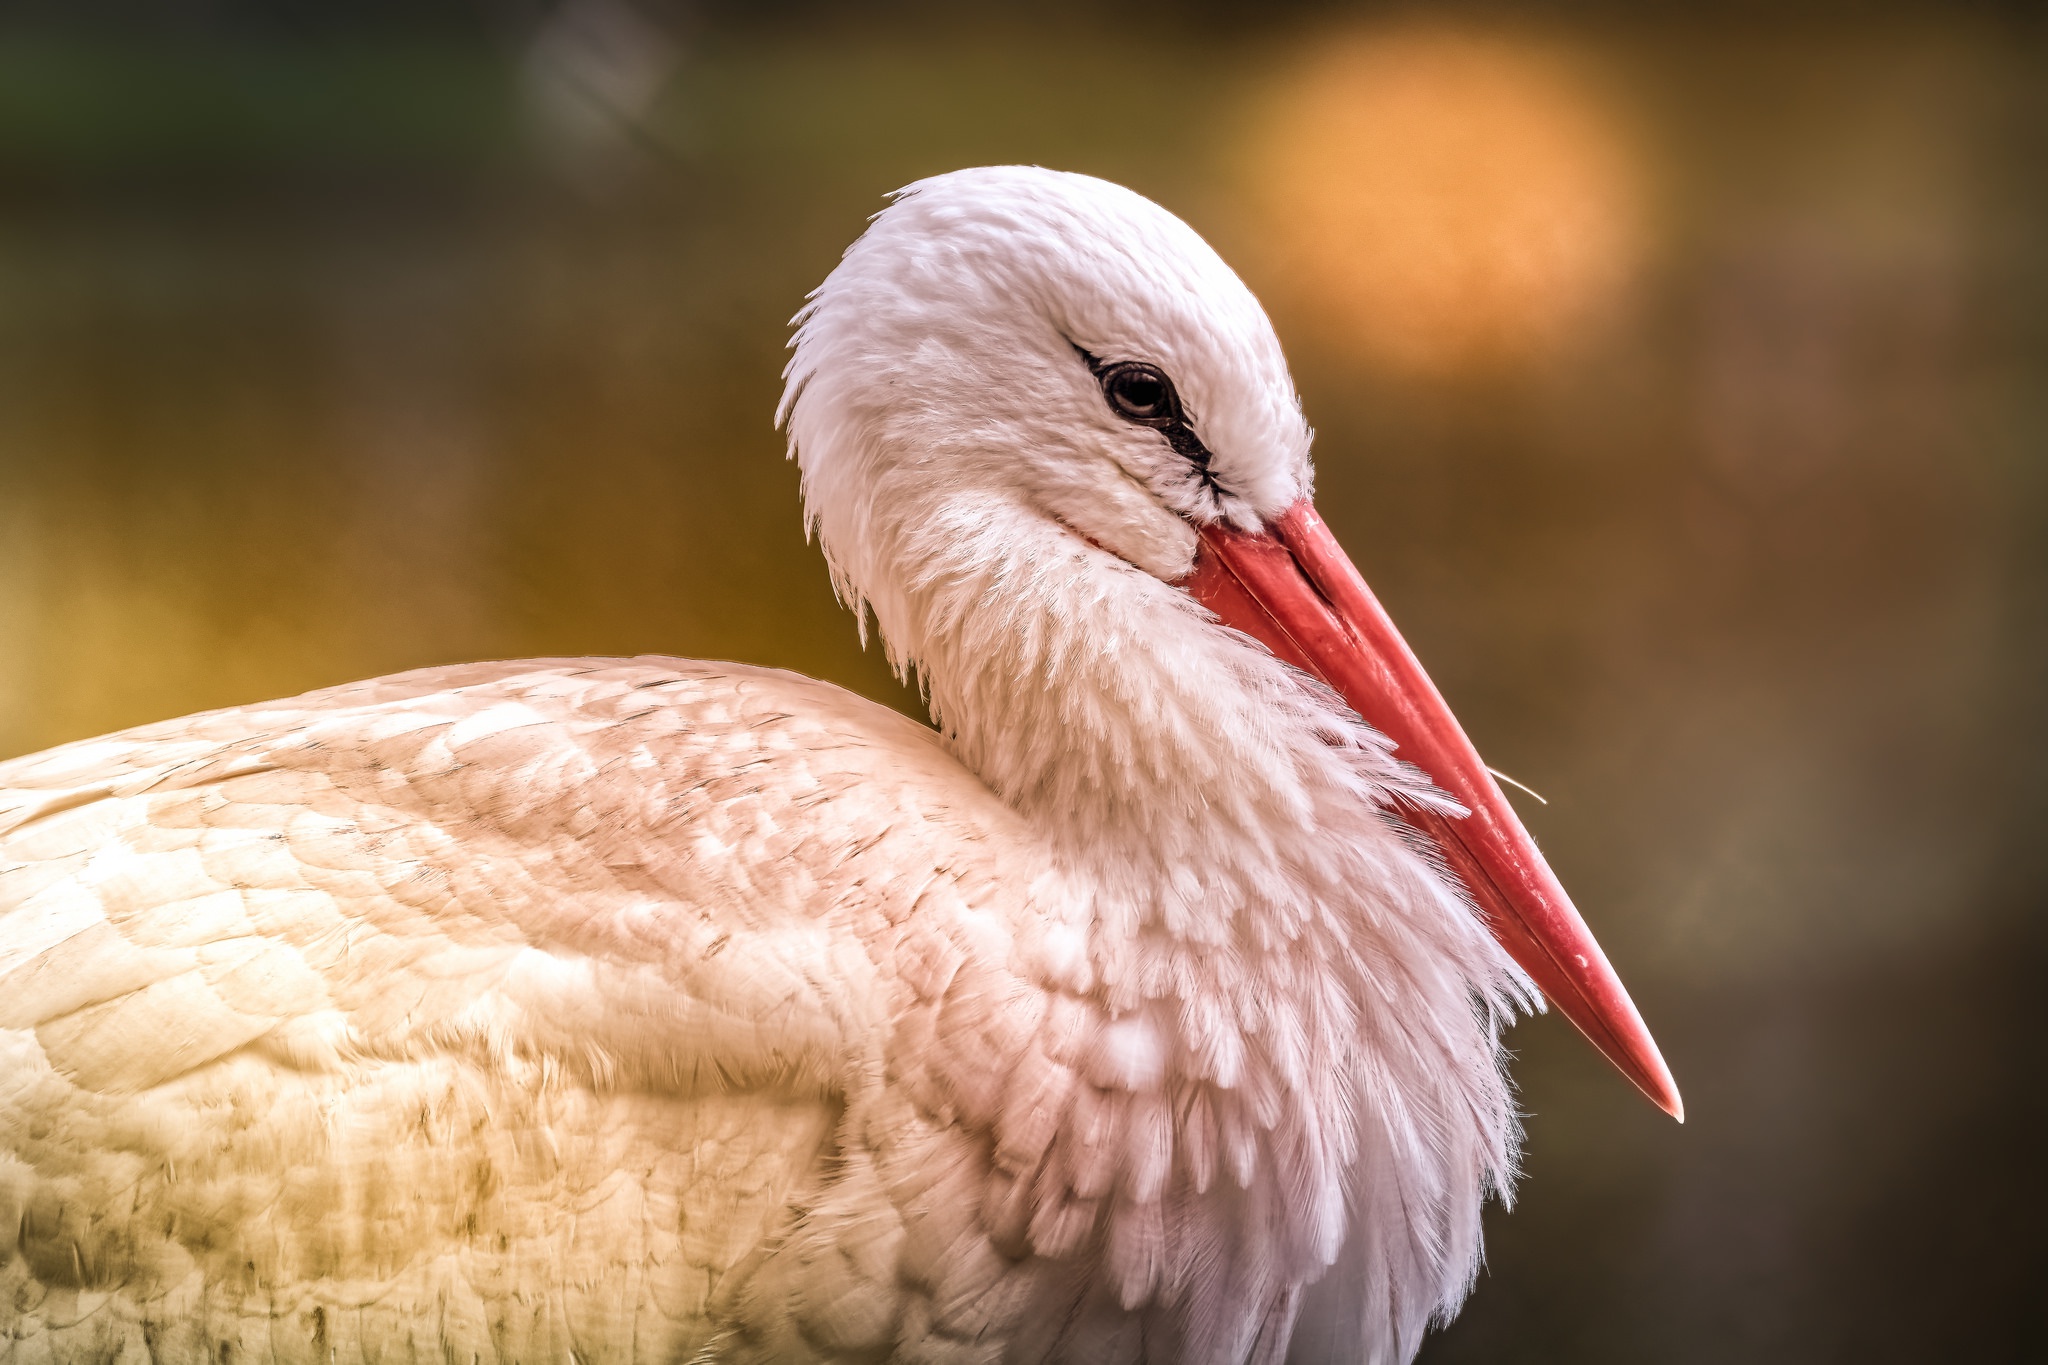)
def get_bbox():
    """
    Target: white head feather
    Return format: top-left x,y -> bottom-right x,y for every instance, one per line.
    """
782,166 -> 1529,1364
